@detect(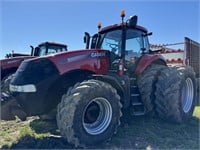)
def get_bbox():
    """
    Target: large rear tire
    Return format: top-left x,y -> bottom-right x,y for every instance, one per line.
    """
176,66 -> 199,106
57,79 -> 122,147
137,64 -> 165,114
155,66 -> 196,123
